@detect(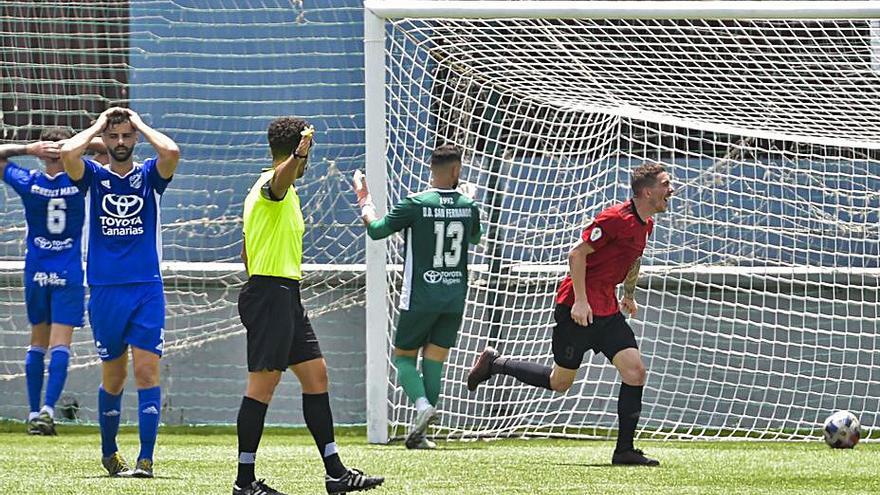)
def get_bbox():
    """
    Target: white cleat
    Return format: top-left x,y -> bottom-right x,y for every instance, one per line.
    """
408,434 -> 437,450
405,406 -> 437,449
